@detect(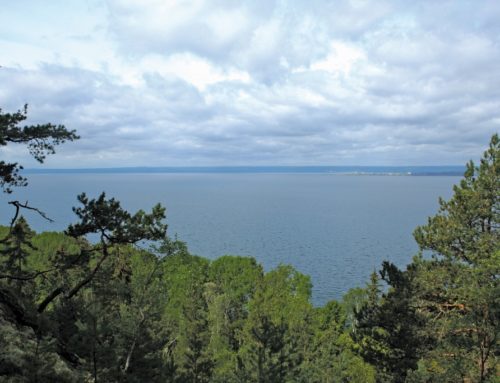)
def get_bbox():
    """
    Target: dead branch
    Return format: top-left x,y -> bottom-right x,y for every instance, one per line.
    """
8,200 -> 53,228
